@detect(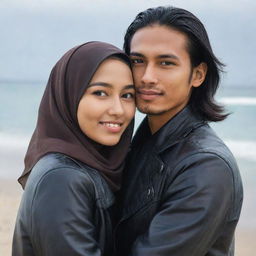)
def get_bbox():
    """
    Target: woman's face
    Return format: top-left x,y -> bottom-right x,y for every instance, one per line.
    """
77,58 -> 135,146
